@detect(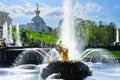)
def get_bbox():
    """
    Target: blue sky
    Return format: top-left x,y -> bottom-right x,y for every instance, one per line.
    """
0,0 -> 120,28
